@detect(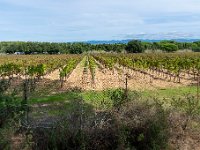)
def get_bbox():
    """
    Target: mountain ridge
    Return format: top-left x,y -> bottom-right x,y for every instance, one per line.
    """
85,39 -> 200,44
